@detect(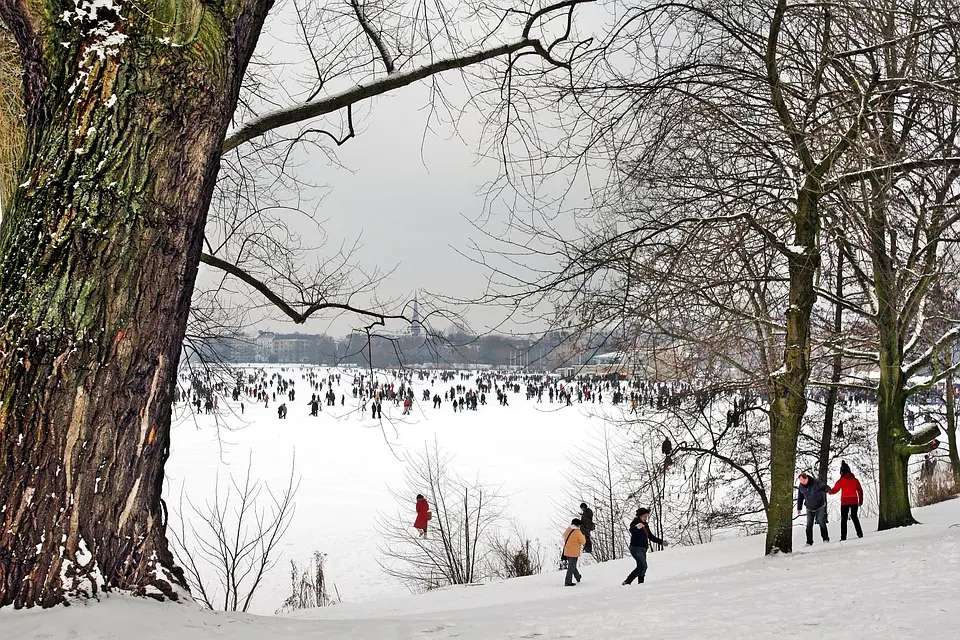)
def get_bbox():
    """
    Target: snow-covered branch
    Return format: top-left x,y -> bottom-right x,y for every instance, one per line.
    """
904,324 -> 960,379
